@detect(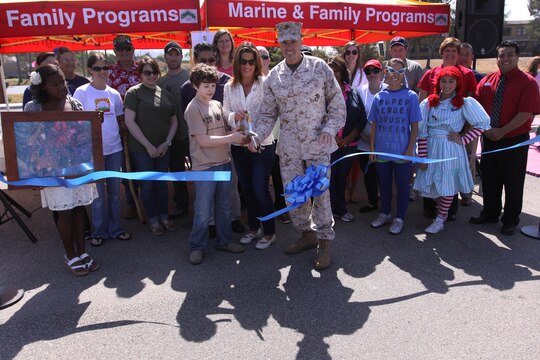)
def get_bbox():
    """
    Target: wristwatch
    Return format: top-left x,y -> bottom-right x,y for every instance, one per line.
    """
166,140 -> 172,146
